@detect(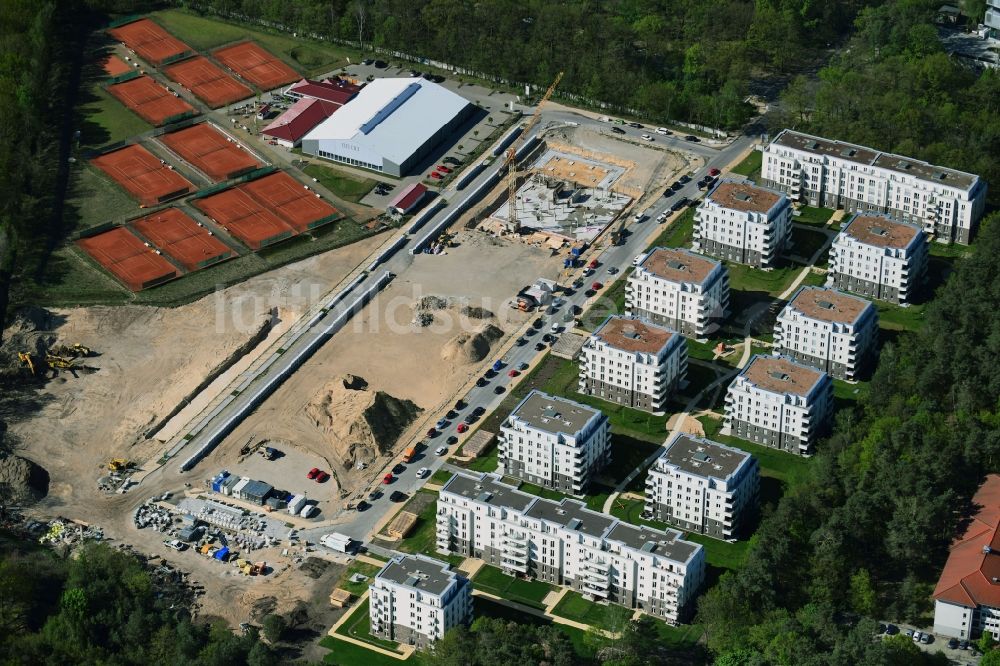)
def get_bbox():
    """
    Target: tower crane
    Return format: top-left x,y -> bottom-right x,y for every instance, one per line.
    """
505,72 -> 563,230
